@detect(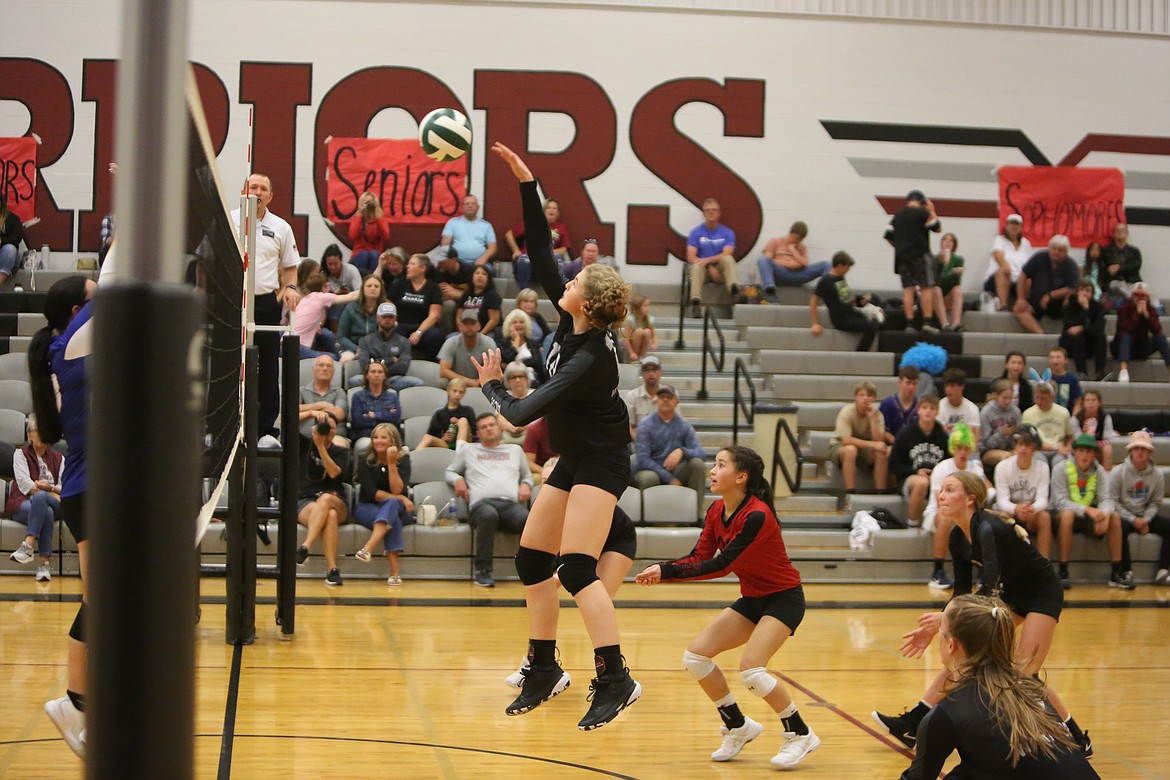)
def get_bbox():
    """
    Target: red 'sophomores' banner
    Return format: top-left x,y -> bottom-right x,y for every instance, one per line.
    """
998,166 -> 1124,248
325,137 -> 467,225
0,137 -> 38,223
